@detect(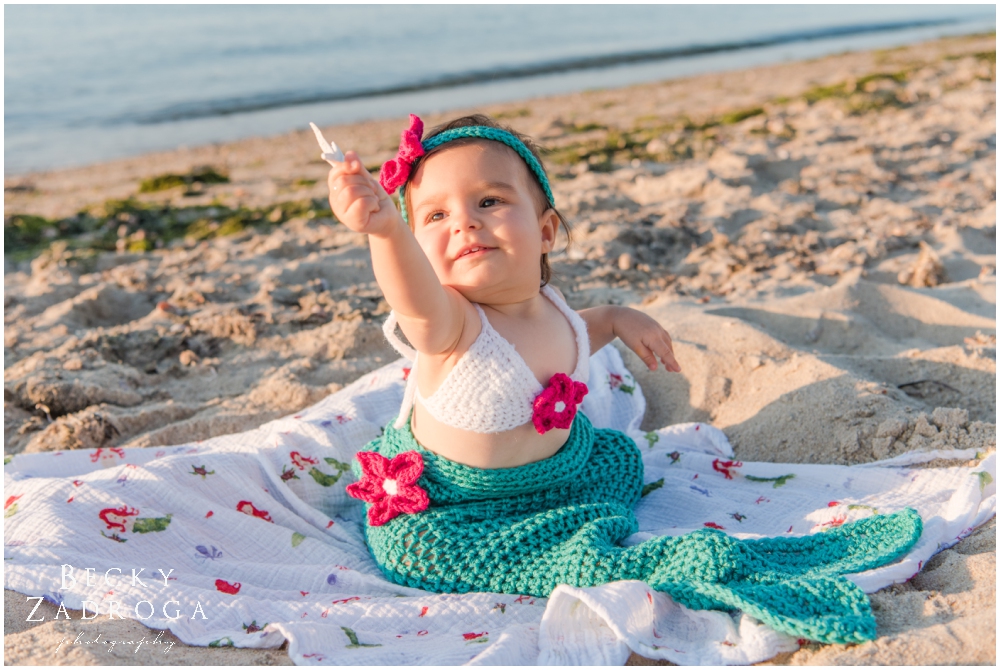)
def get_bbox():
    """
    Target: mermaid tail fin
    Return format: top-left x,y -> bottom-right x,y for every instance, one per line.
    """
661,576 -> 878,644
745,507 -> 923,578
630,508 -> 923,644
